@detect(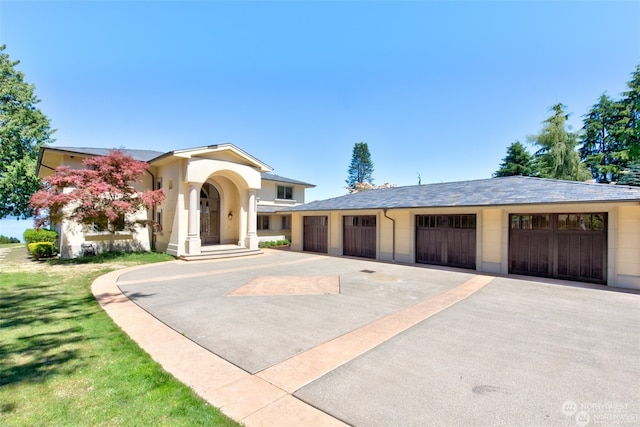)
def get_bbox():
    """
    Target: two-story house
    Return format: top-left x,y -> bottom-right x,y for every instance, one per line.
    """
35,144 -> 314,259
